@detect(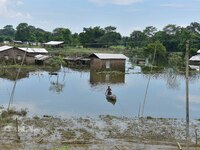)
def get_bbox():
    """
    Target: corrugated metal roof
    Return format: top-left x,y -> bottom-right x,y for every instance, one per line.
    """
35,54 -> 50,60
91,53 -> 128,60
18,48 -> 48,53
189,55 -> 200,61
0,45 -> 13,52
44,41 -> 64,45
